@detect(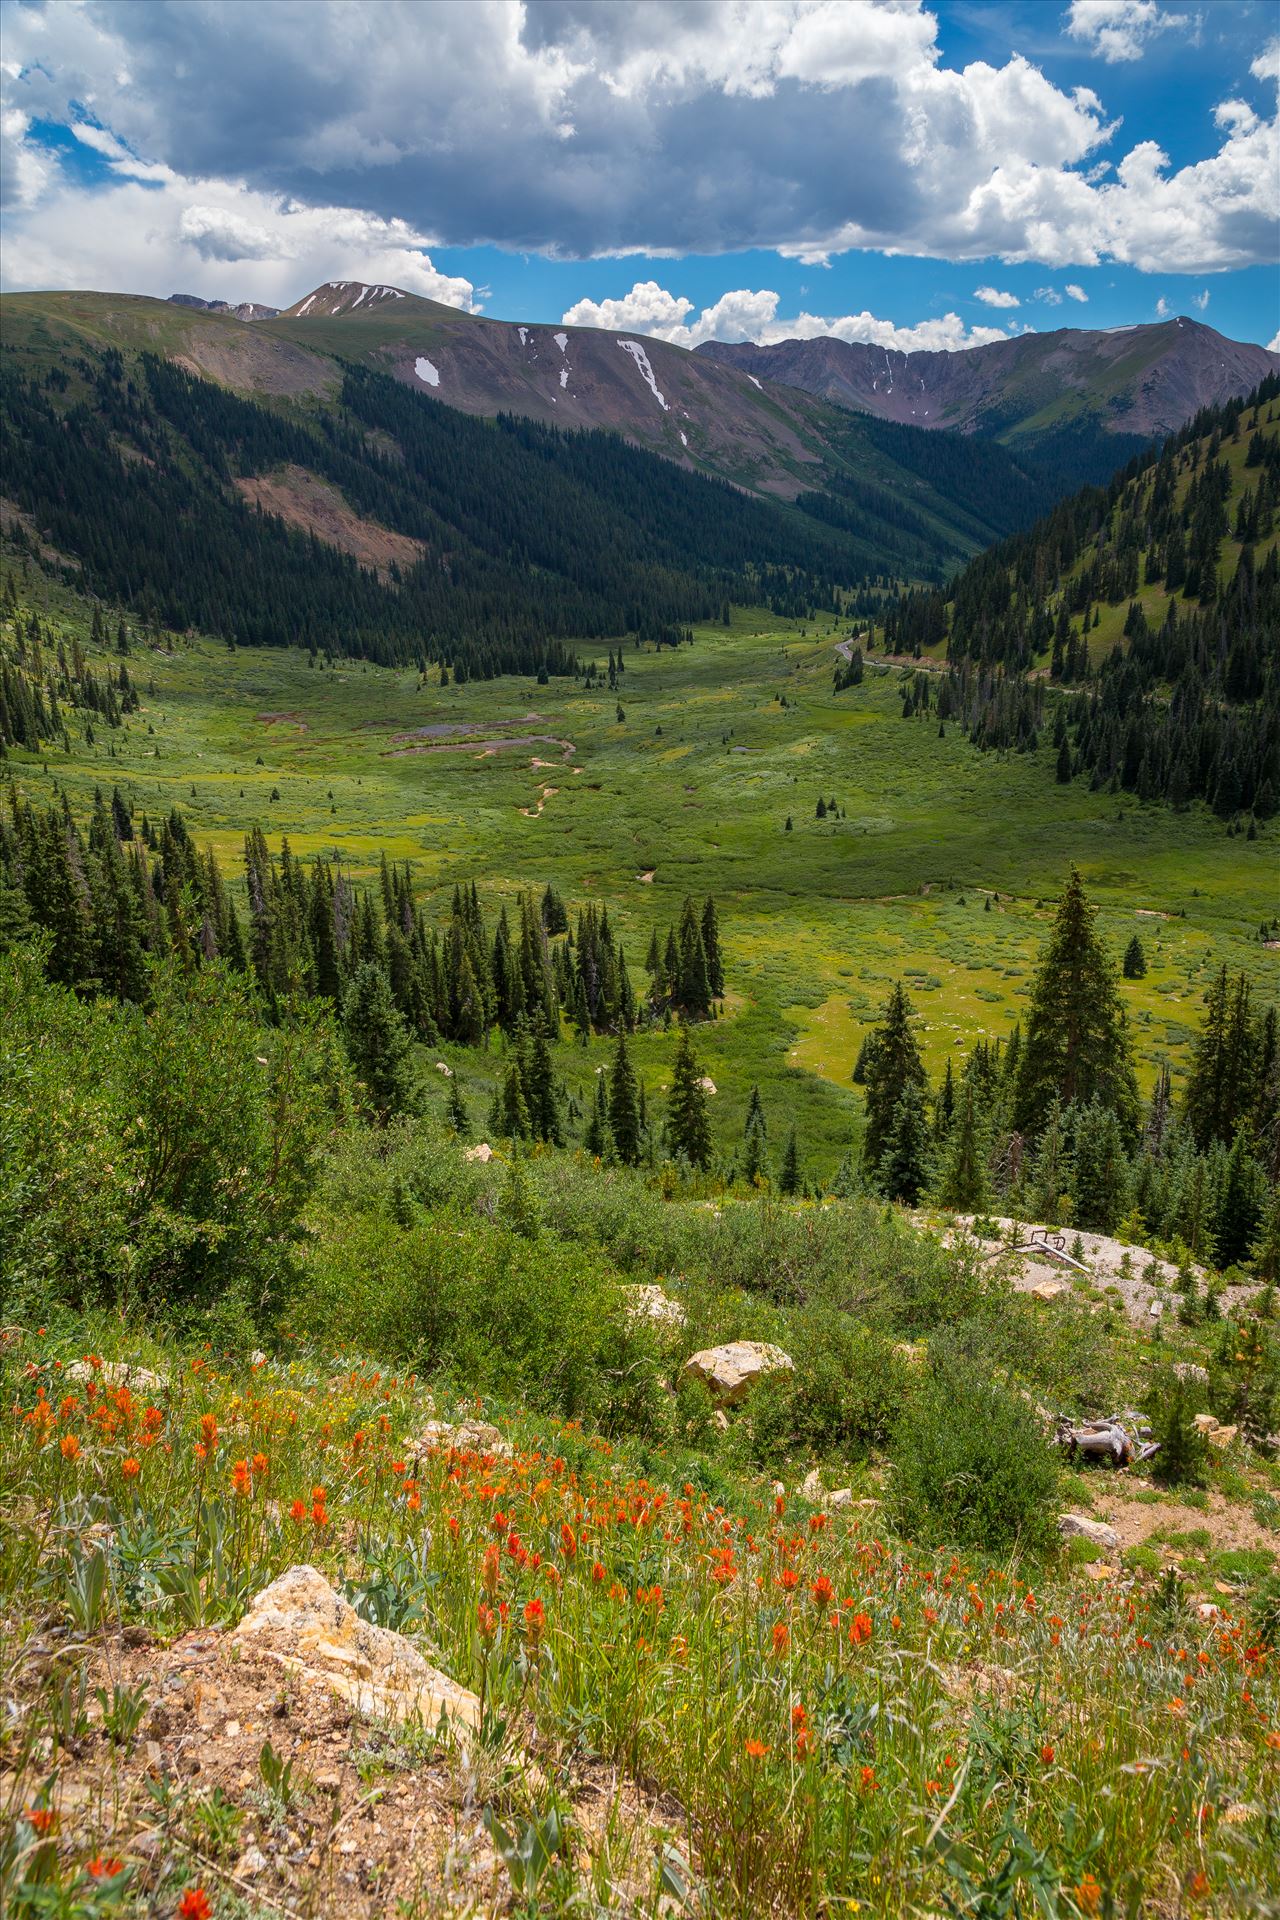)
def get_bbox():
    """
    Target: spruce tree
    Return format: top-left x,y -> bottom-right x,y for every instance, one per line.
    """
608,1033 -> 643,1165
861,982 -> 928,1175
1012,870 -> 1139,1141
936,1080 -> 988,1211
342,962 -> 414,1118
584,1074 -> 614,1160
667,1024 -> 712,1171
881,1083 -> 930,1205
1070,1100 -> 1130,1233
446,1075 -> 470,1138
1184,968 -> 1260,1150
1122,934 -> 1147,979
1214,1125 -> 1264,1268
